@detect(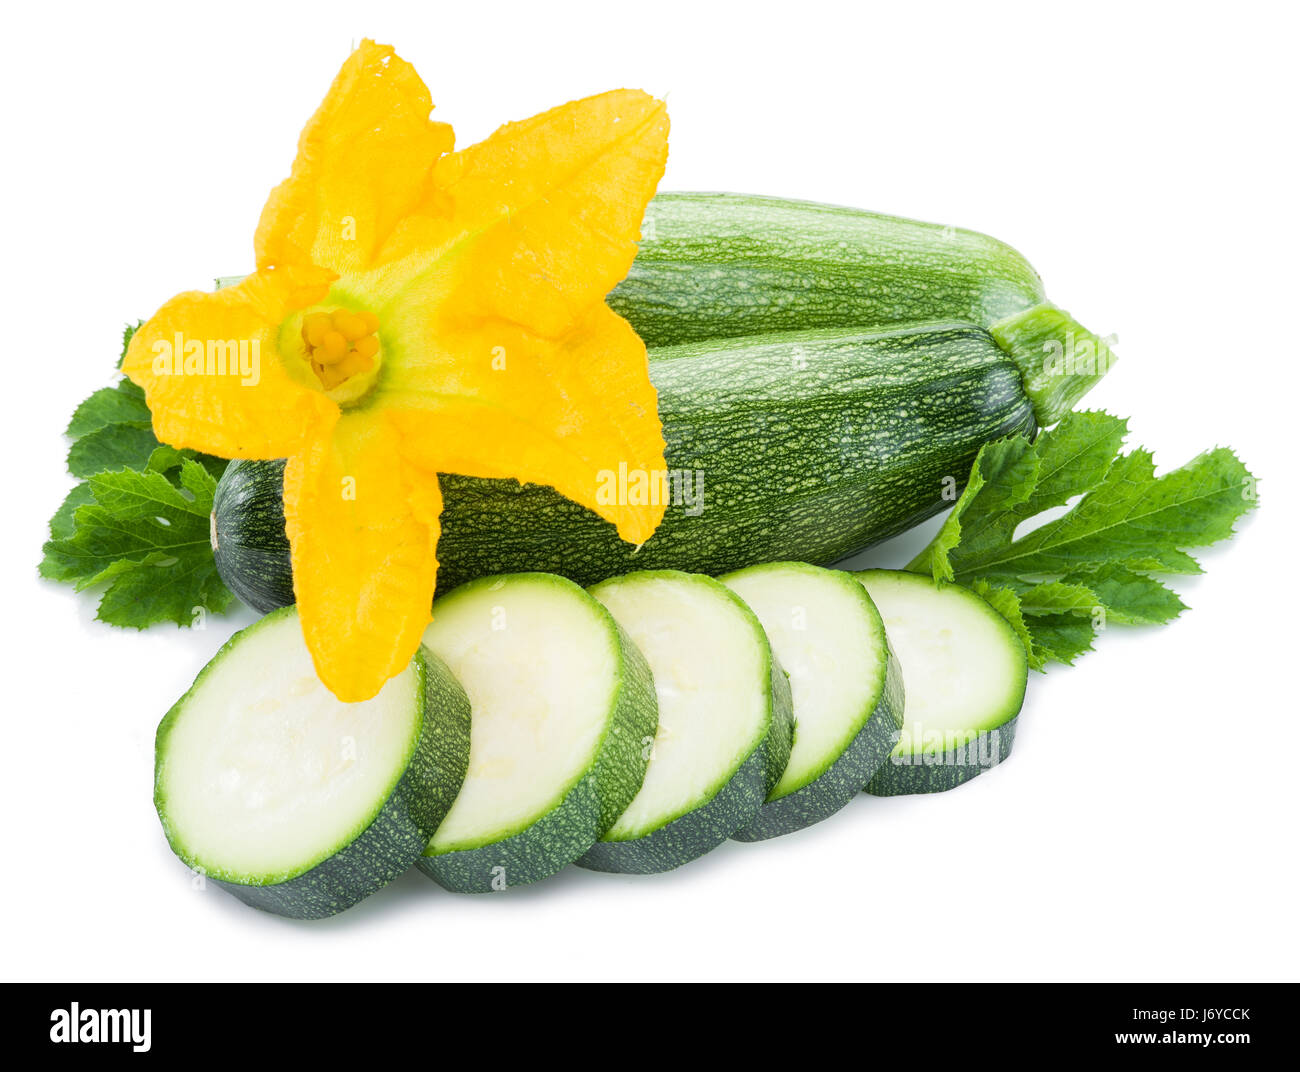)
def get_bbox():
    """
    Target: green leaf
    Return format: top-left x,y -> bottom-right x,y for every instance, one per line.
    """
908,411 -> 1257,669
87,459 -> 214,524
60,371 -> 227,484
45,324 -> 234,630
908,436 -> 1038,581
1025,613 -> 1097,666
147,444 -> 228,483
66,379 -> 151,436
67,421 -> 159,478
1016,410 -> 1128,516
961,447 -> 1256,578
1121,548 -> 1204,575
909,412 -> 1127,584
49,483 -> 96,540
1064,563 -> 1187,626
1004,578 -> 1099,616
40,460 -> 232,628
969,578 -> 1102,669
